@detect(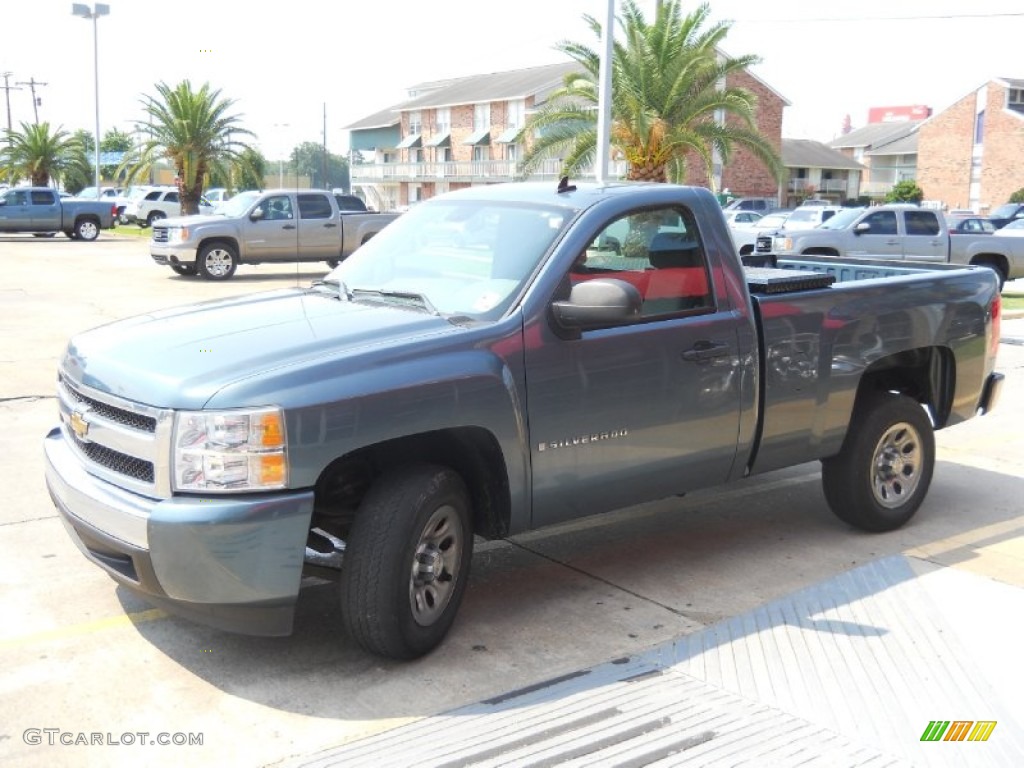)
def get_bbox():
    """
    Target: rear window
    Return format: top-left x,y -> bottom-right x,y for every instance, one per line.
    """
31,190 -> 56,205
